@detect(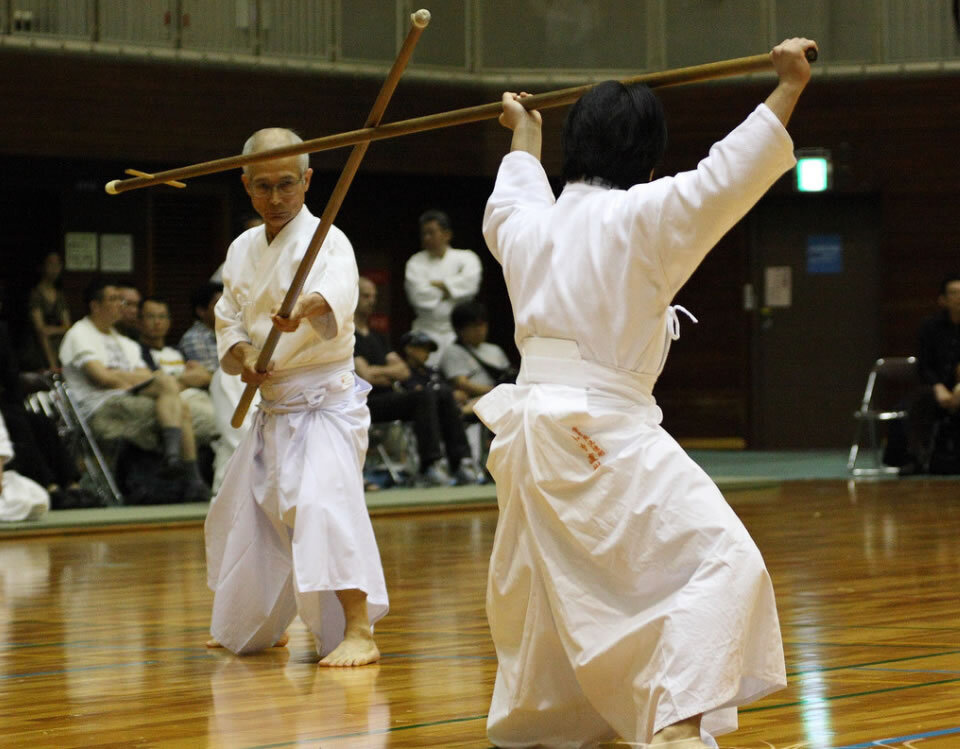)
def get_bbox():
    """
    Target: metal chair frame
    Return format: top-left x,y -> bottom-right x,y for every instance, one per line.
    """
25,377 -> 124,505
848,356 -> 917,477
